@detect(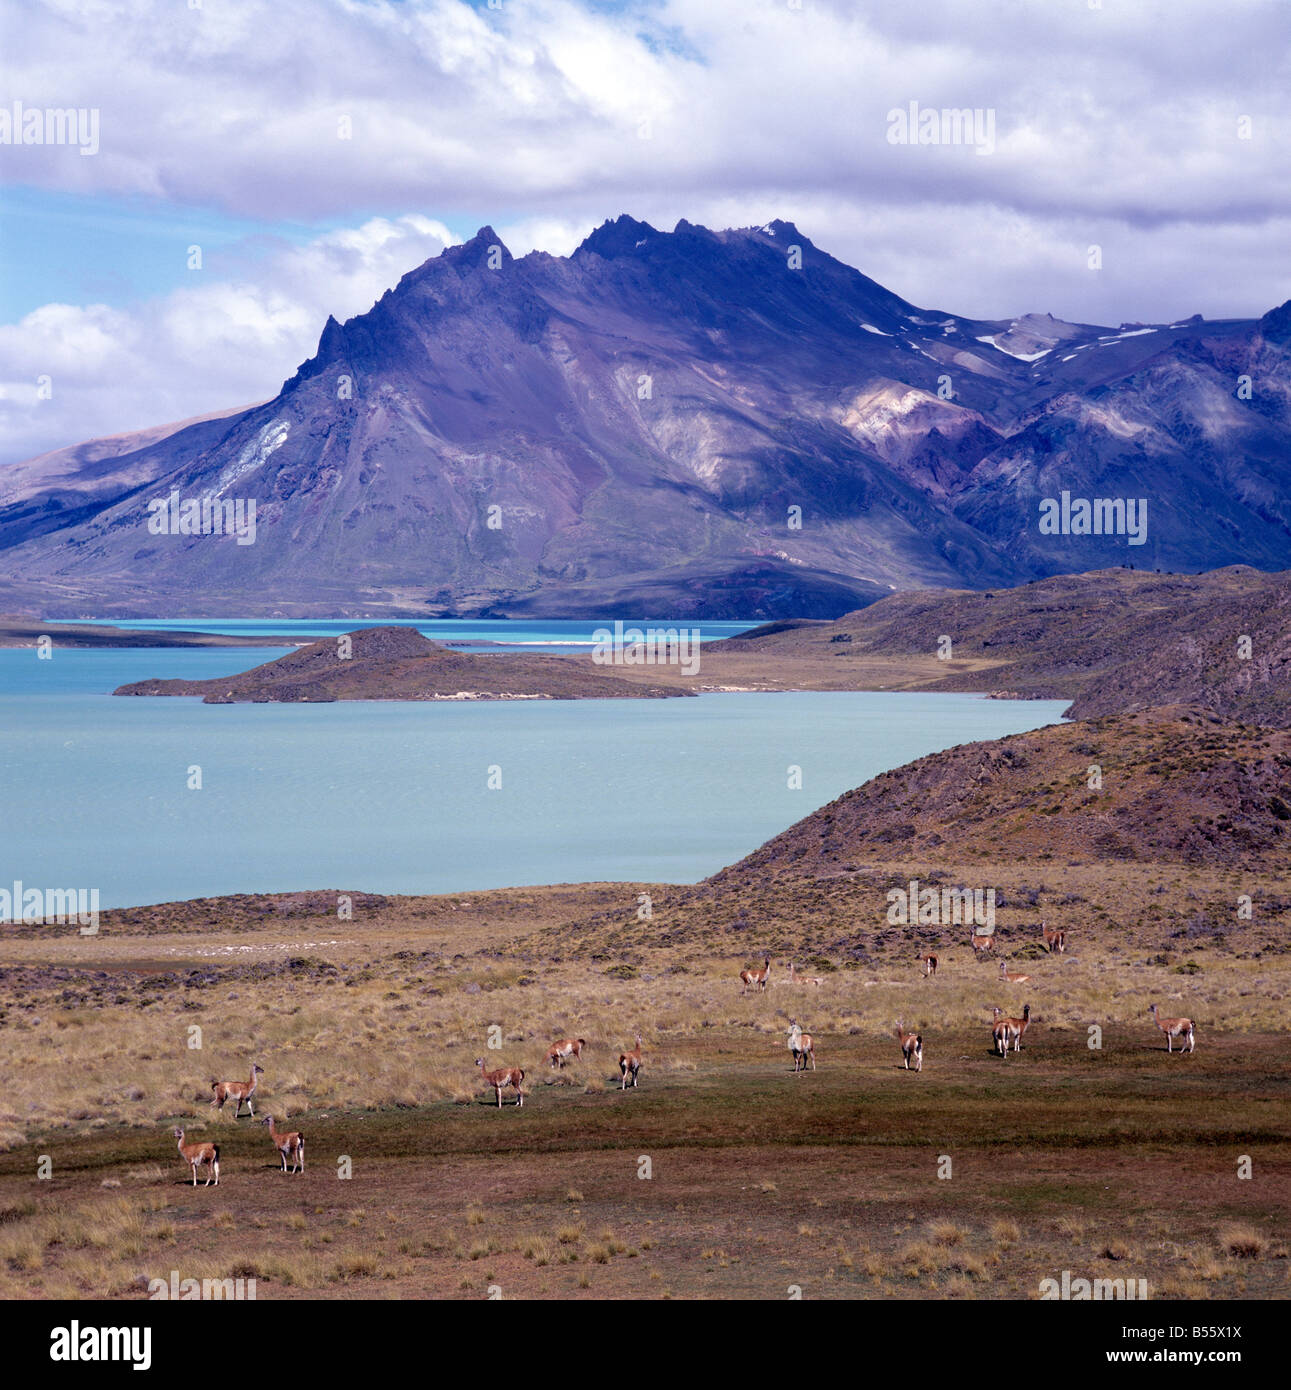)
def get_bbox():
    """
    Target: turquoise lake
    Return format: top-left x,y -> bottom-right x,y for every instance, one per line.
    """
0,641 -> 1070,910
